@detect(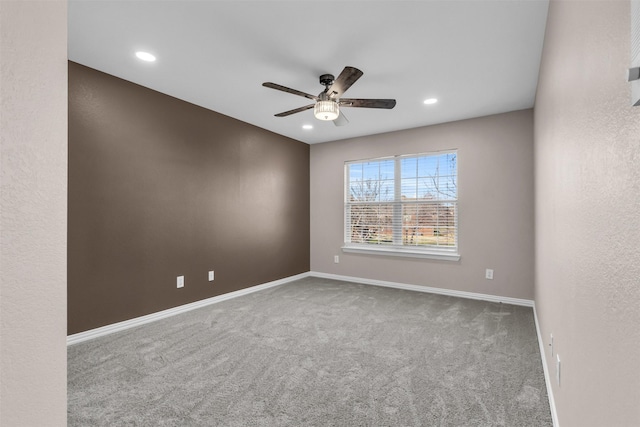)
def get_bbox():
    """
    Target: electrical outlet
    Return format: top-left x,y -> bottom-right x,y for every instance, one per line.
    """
556,355 -> 561,386
485,269 -> 494,280
177,275 -> 184,289
334,255 -> 339,264
208,270 -> 214,281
